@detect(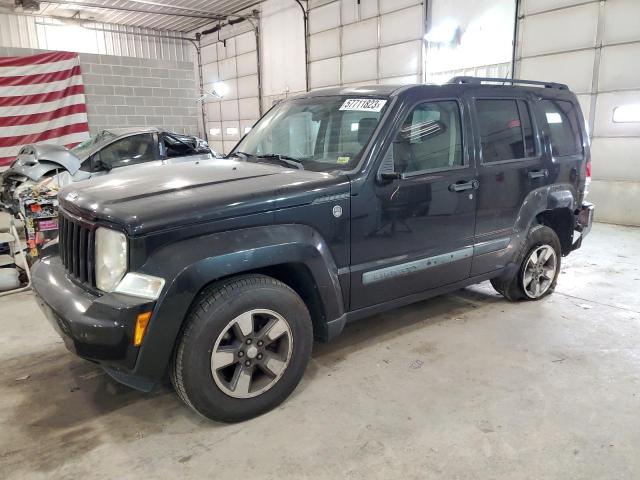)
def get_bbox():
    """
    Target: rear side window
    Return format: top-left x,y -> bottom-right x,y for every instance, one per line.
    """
476,99 -> 537,163
541,100 -> 582,156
